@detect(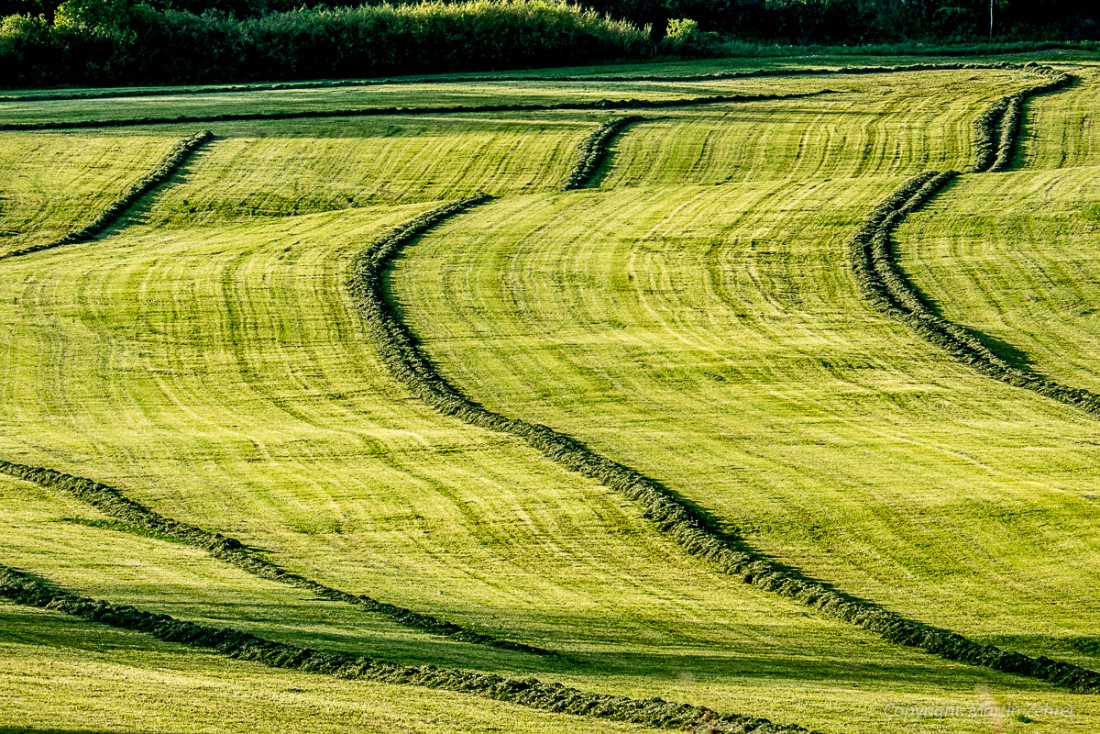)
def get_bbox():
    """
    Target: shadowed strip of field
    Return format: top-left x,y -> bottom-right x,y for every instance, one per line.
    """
0,564 -> 821,734
0,91 -> 833,132
0,61 -> 1051,104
